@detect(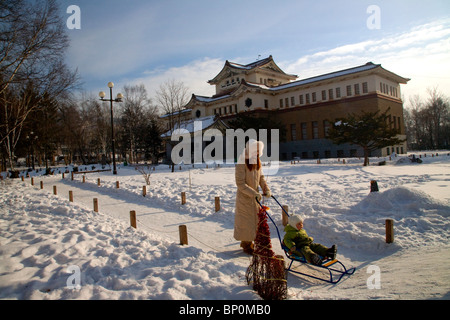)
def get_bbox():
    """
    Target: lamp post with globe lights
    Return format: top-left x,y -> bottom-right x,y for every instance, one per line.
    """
99,82 -> 123,175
